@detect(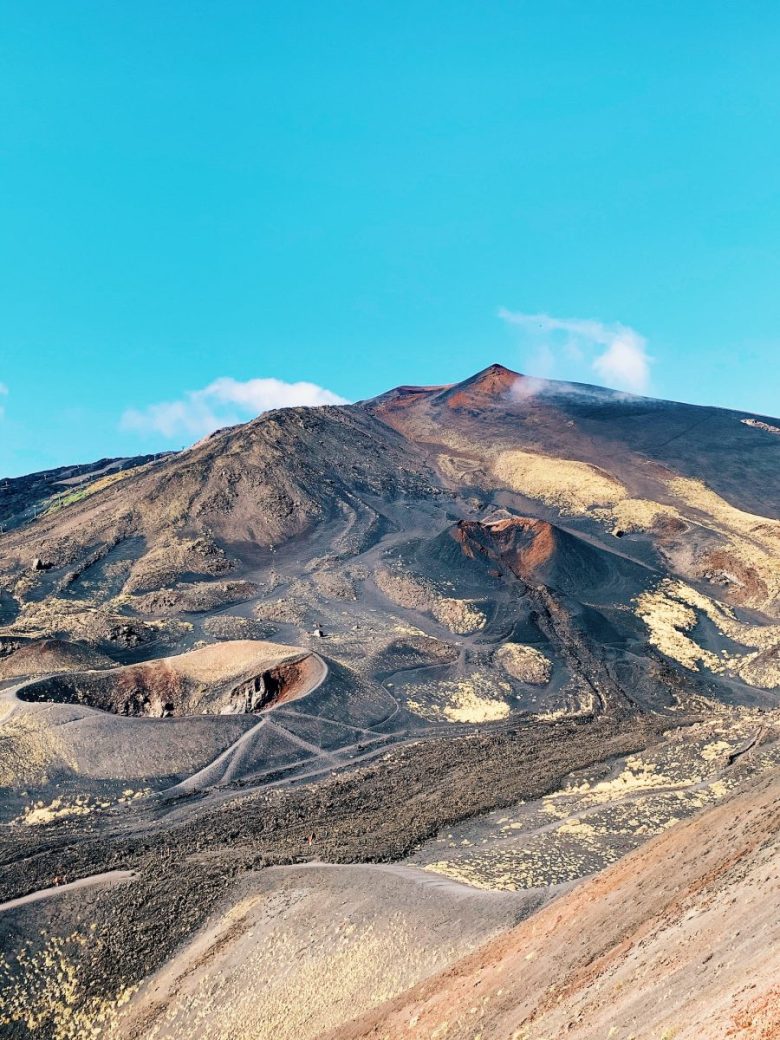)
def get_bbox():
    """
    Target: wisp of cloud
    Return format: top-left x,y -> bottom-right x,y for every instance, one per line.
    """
121,377 -> 349,440
498,308 -> 651,394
